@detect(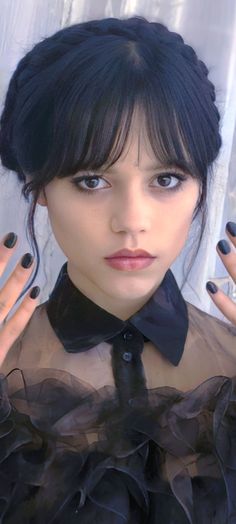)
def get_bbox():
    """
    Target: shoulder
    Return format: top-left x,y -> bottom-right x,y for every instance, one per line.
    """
185,300 -> 236,345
